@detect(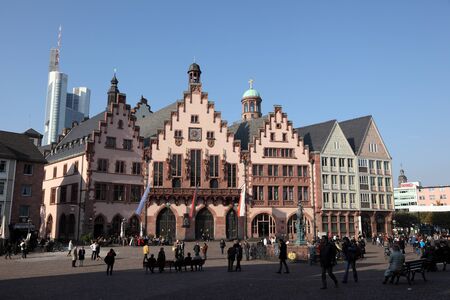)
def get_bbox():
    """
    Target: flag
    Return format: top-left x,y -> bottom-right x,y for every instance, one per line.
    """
189,185 -> 198,219
135,183 -> 151,215
238,183 -> 246,217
